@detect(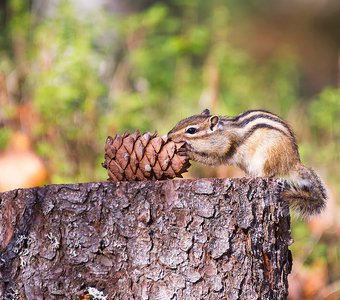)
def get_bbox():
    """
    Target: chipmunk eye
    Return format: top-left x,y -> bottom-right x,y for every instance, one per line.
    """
185,127 -> 198,134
